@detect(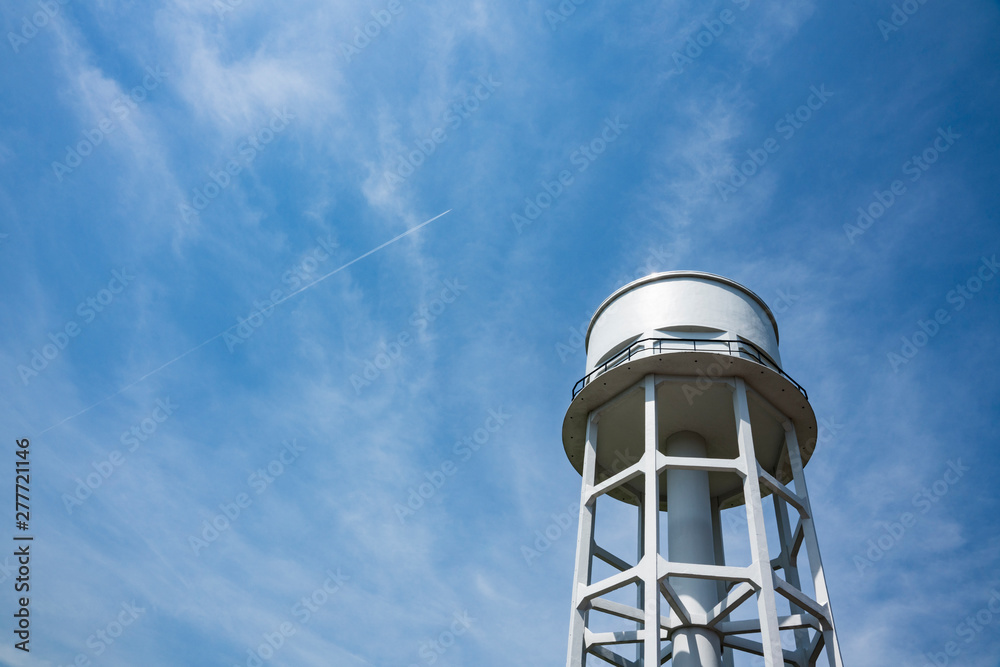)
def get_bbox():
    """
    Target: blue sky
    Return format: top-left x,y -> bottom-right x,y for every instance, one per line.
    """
1,0 -> 999,665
